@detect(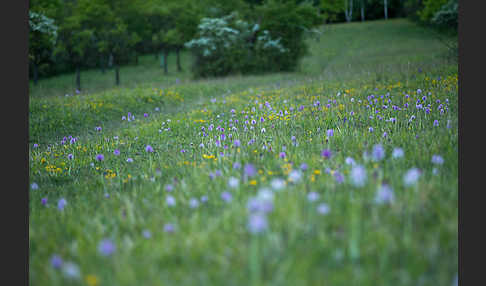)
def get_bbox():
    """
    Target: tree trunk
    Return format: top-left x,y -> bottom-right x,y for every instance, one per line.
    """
108,53 -> 113,68
33,62 -> 38,85
176,48 -> 182,72
75,66 -> 81,92
100,55 -> 105,74
114,55 -> 120,85
384,0 -> 388,20
361,0 -> 365,21
163,49 -> 168,74
345,0 -> 353,22
135,53 -> 139,65
115,65 -> 120,86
